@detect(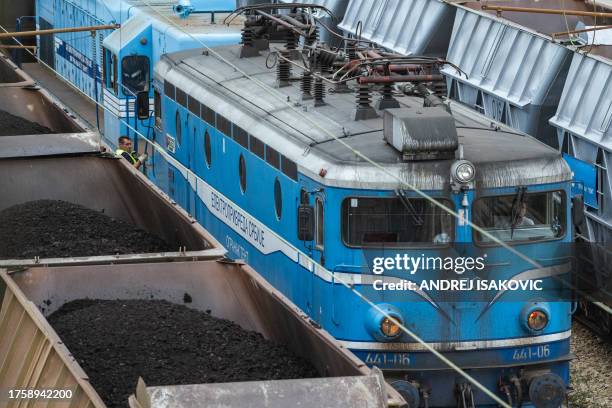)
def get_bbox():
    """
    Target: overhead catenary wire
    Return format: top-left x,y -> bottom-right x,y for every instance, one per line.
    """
108,2 -> 556,405
1,10 -> 514,406
1,2 -> 600,403
133,0 -> 612,350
